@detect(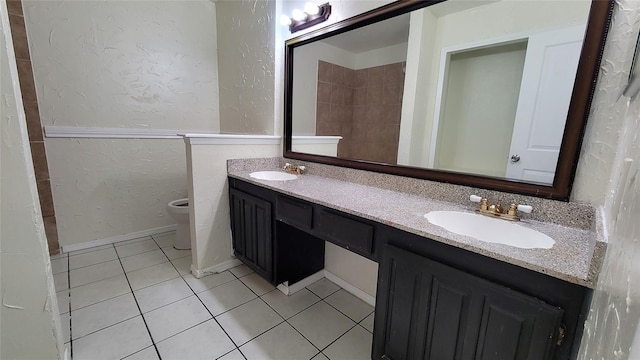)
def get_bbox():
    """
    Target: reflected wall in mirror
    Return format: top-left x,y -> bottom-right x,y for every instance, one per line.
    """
285,0 -> 613,200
